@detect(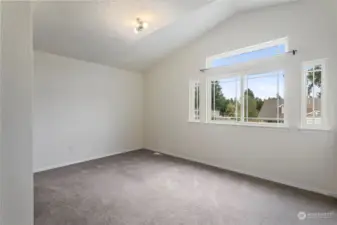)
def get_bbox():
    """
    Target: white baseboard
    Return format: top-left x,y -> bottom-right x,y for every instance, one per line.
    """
147,148 -> 337,198
34,149 -> 139,173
